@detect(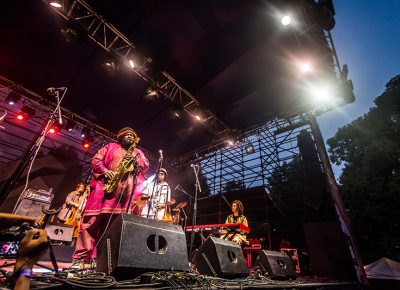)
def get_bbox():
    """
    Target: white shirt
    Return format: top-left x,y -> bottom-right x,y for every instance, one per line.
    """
141,181 -> 171,220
